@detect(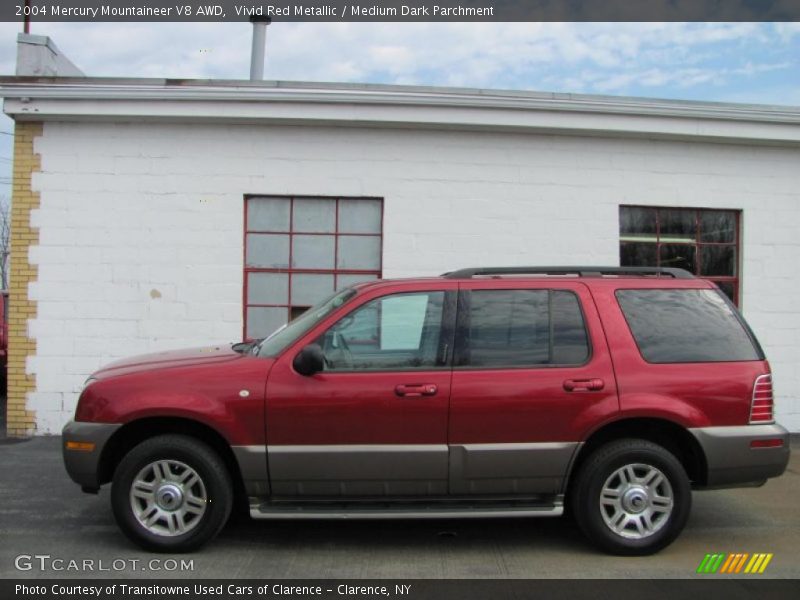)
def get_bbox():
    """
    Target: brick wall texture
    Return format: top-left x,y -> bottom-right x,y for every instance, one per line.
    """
7,121 -> 42,436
